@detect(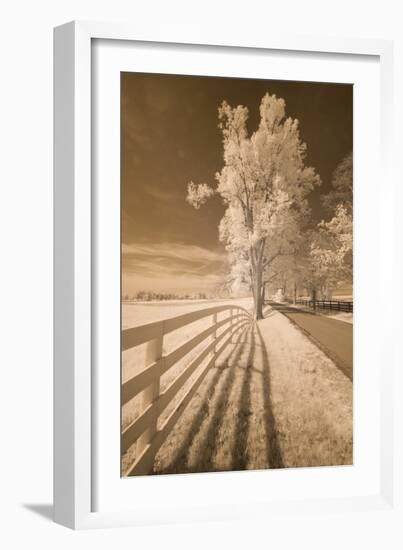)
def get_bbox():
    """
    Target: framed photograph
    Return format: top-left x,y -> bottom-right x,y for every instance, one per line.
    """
54,21 -> 396,529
